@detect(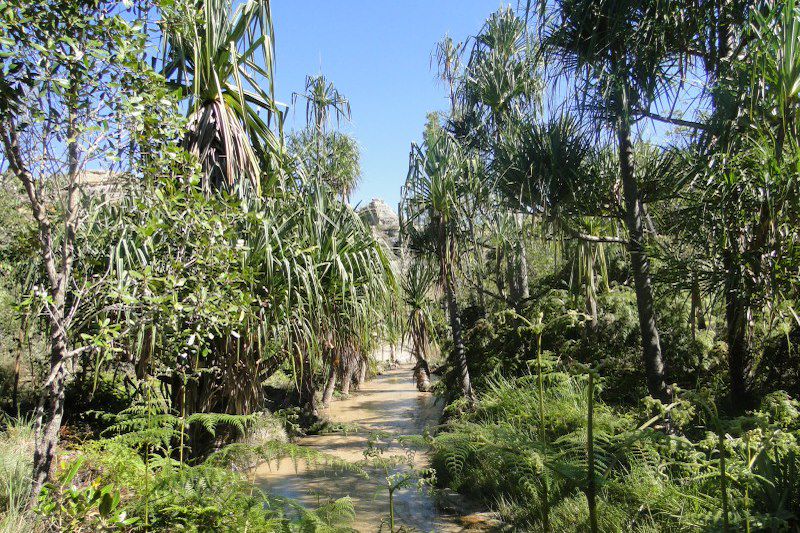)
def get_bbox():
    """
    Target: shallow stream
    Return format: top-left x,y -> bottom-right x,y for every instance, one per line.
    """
254,365 -> 468,532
